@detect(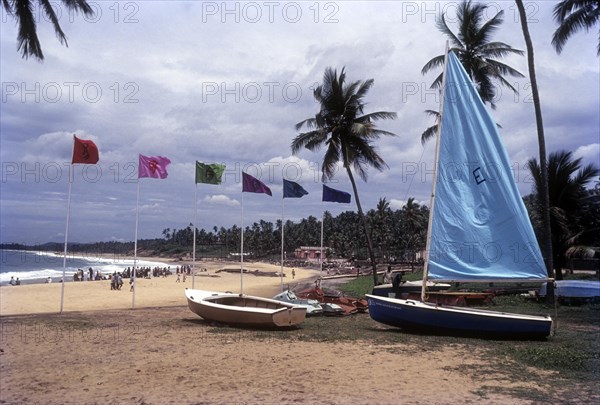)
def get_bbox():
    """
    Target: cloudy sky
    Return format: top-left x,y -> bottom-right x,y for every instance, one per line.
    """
1,1 -> 598,245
